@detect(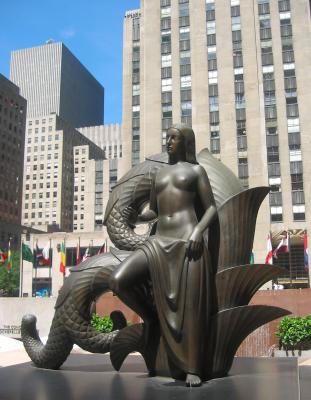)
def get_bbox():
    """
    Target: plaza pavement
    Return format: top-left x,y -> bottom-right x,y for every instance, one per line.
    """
0,336 -> 310,399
